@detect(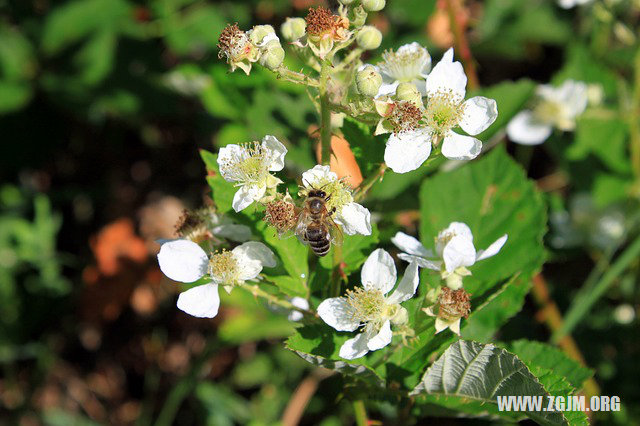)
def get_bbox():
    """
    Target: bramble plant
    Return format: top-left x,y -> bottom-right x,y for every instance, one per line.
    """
153,2 -> 630,425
